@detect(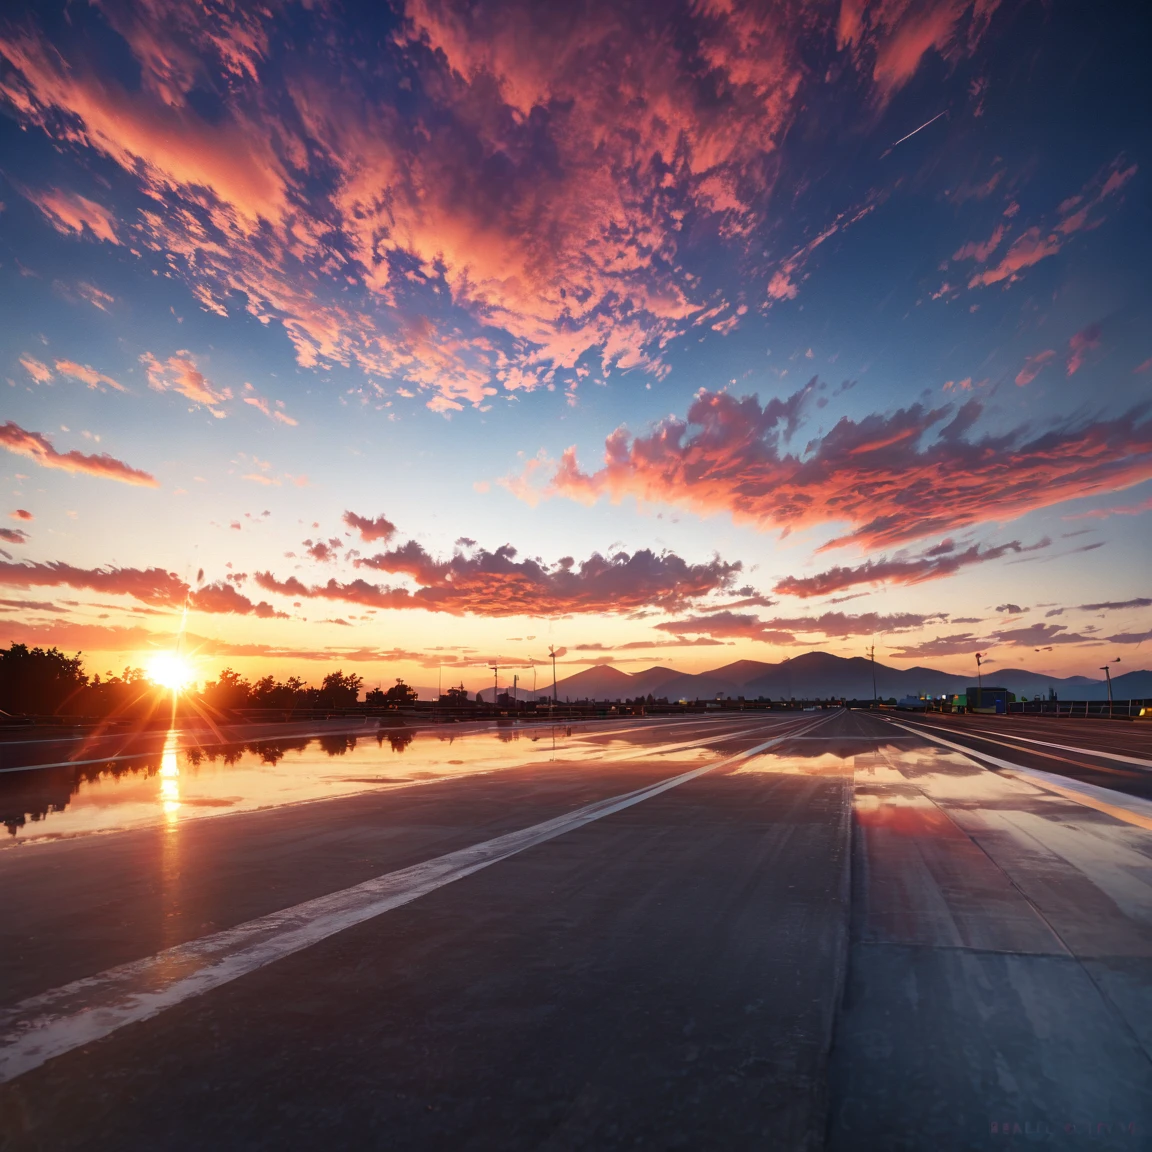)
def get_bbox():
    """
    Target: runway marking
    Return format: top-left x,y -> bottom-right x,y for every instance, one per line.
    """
784,735 -> 918,740
897,723 -> 1136,779
885,718 -> 1152,832
0,713 -> 832,1085
959,727 -> 1152,771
